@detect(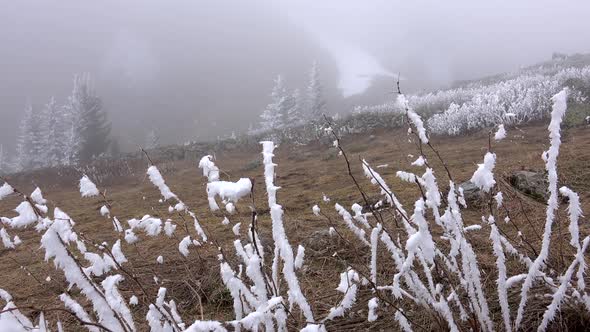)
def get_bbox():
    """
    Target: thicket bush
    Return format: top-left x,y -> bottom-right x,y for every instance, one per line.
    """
357,65 -> 590,137
563,103 -> 590,128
